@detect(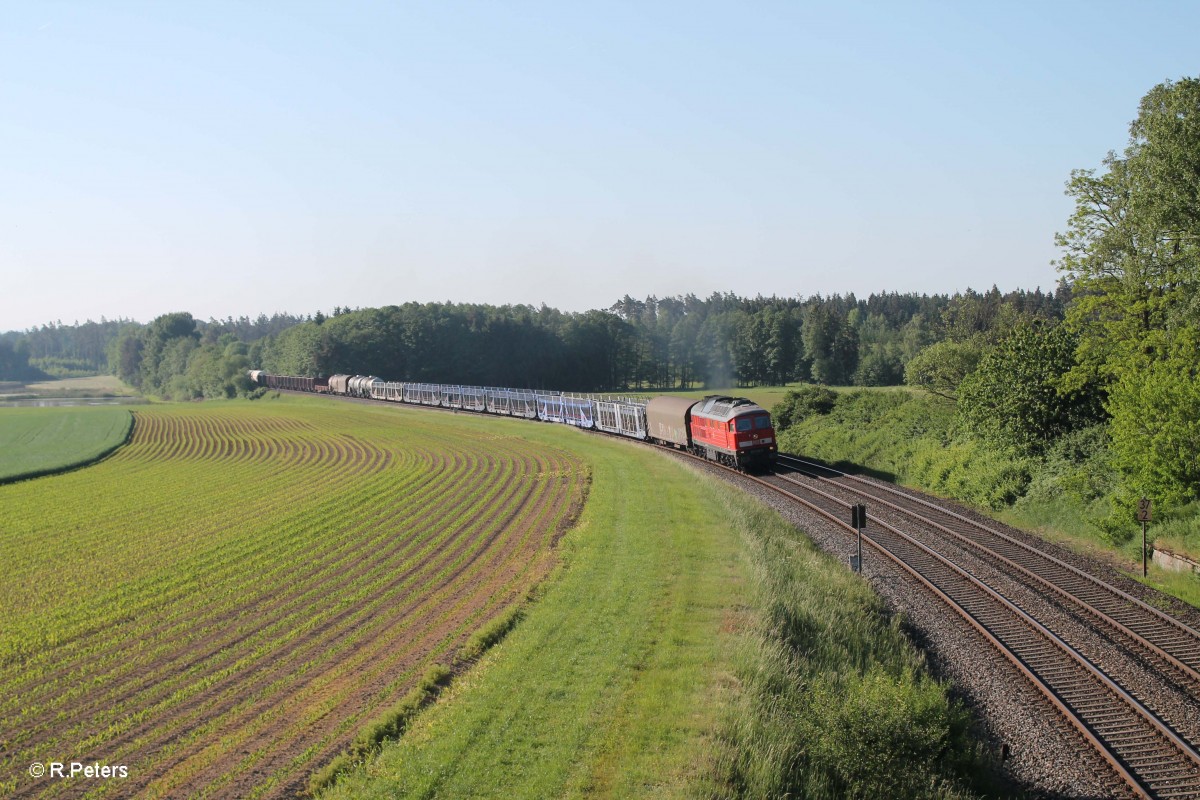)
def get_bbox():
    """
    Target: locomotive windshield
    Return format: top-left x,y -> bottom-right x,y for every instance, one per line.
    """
736,417 -> 753,432
755,415 -> 771,429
